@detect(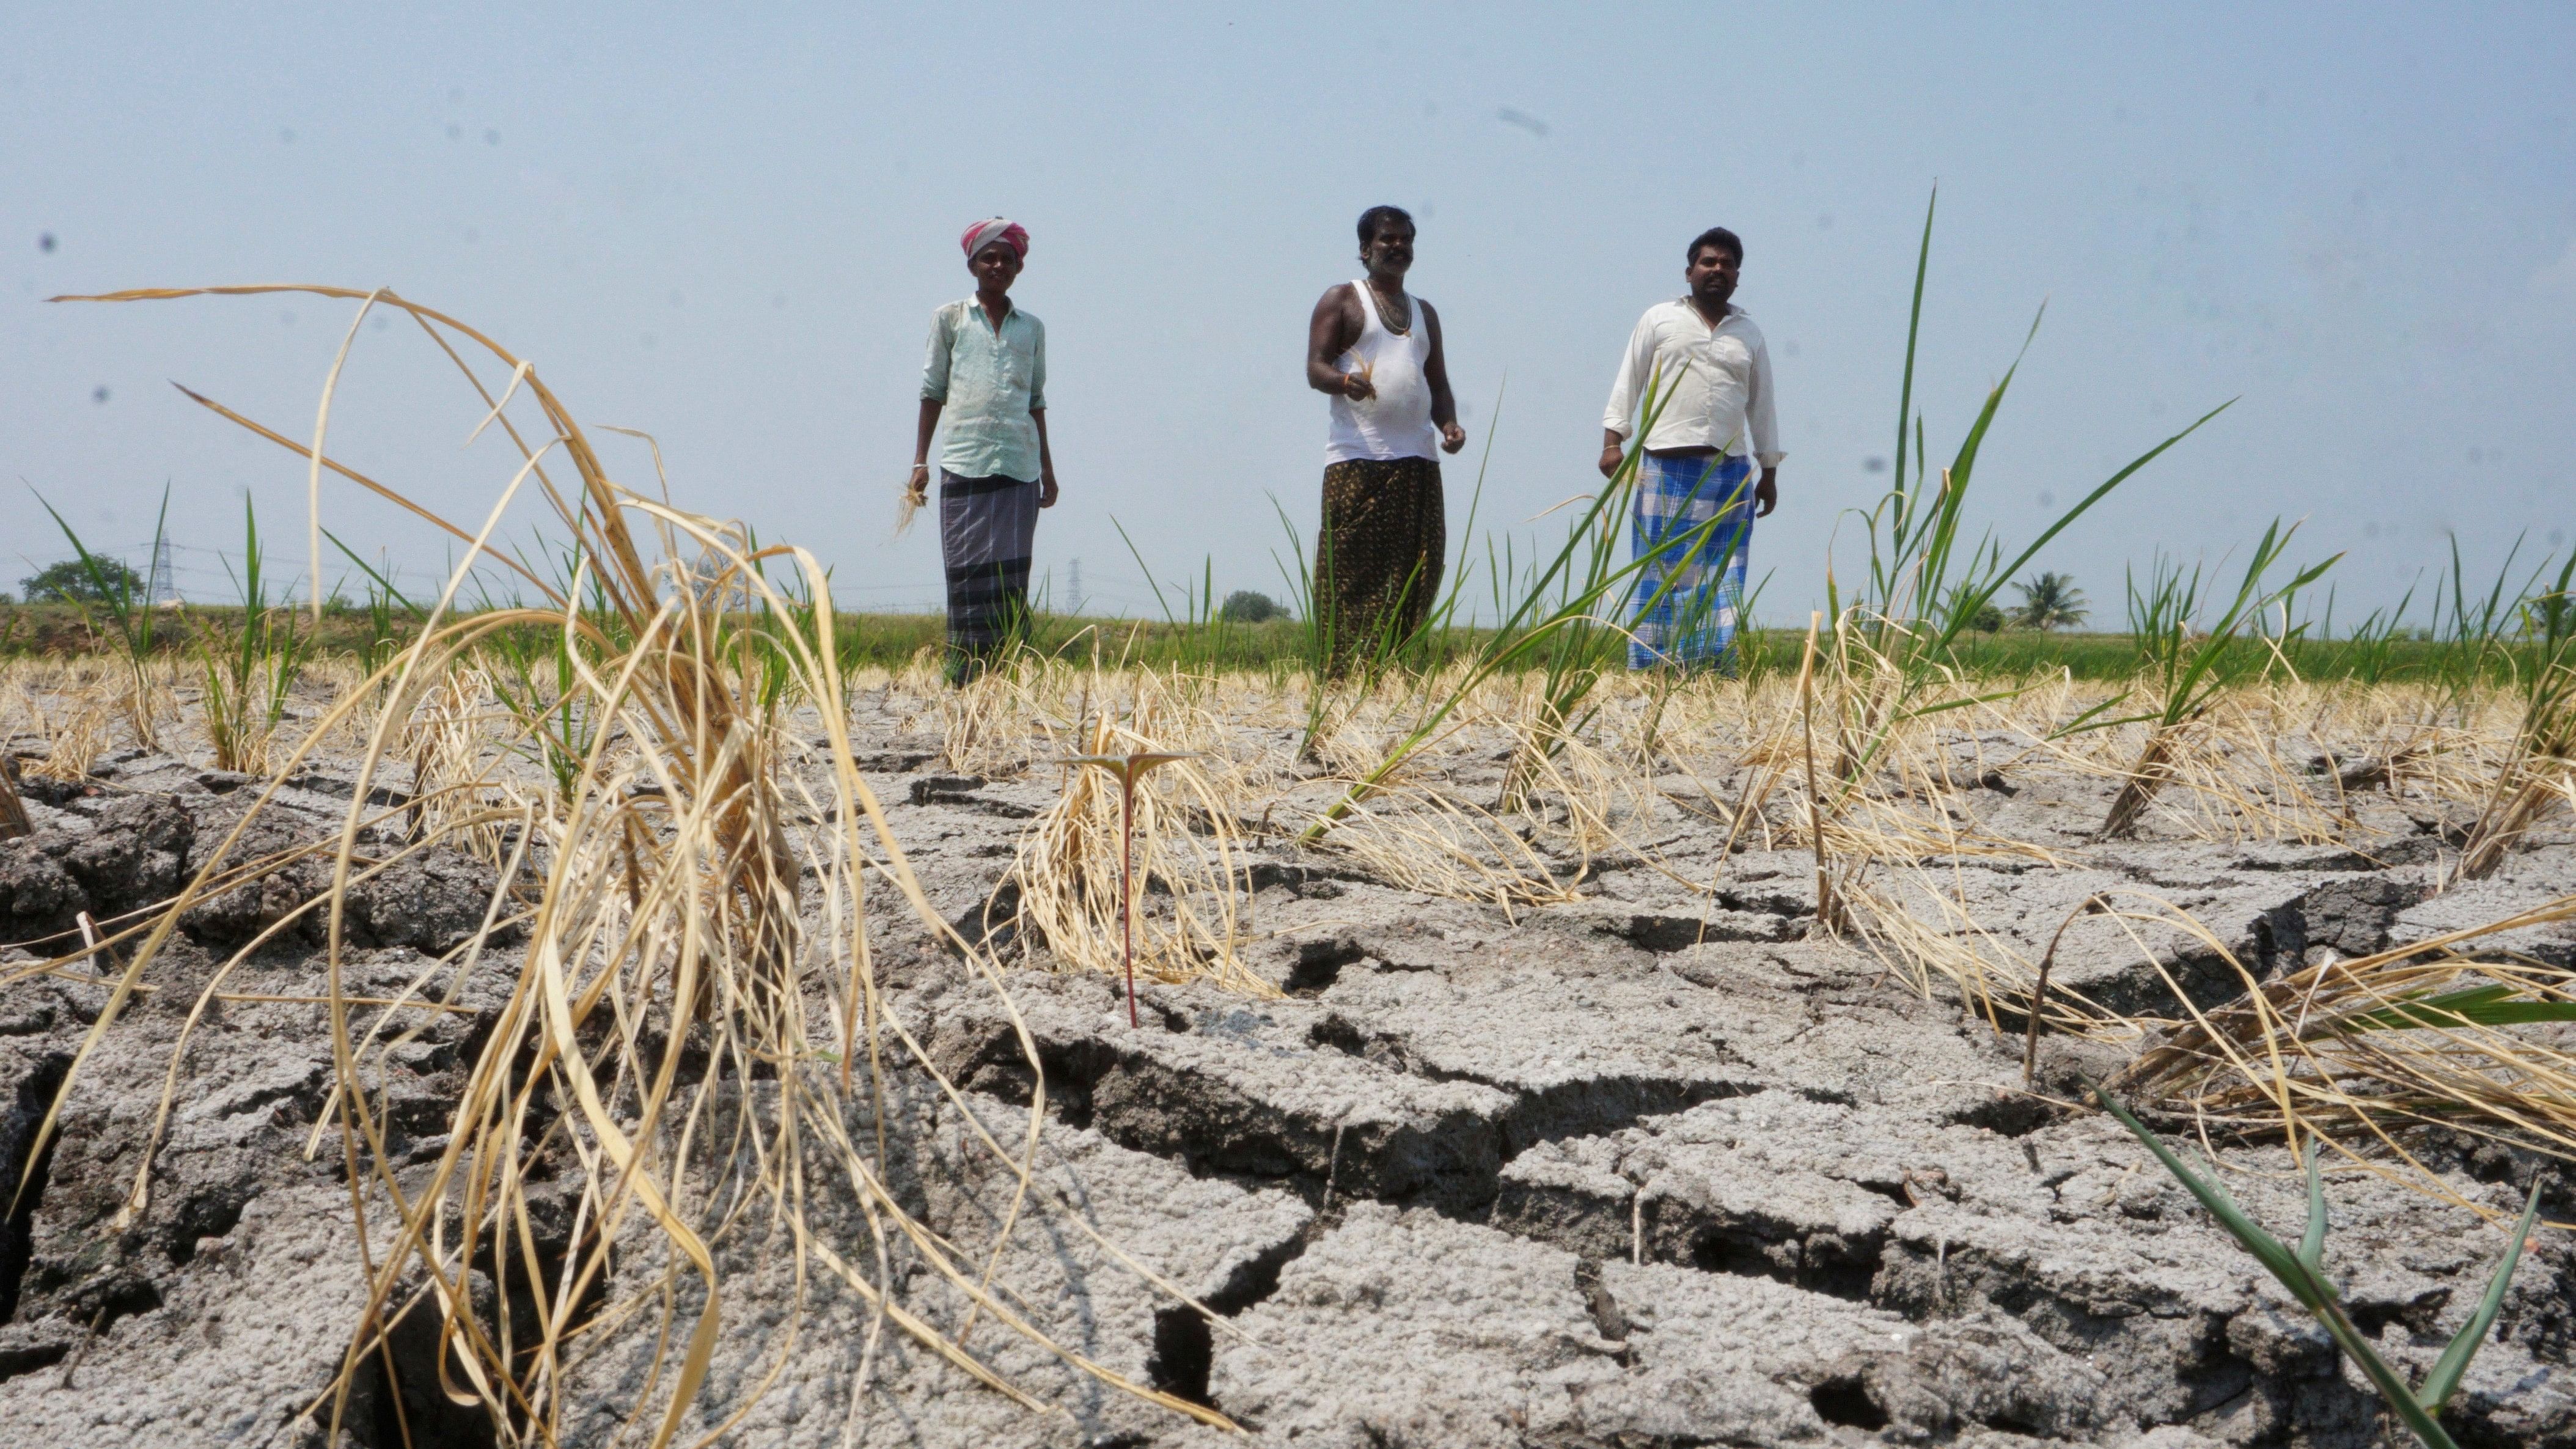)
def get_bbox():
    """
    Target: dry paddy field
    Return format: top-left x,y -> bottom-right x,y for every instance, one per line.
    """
4,645 -> 2574,1449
